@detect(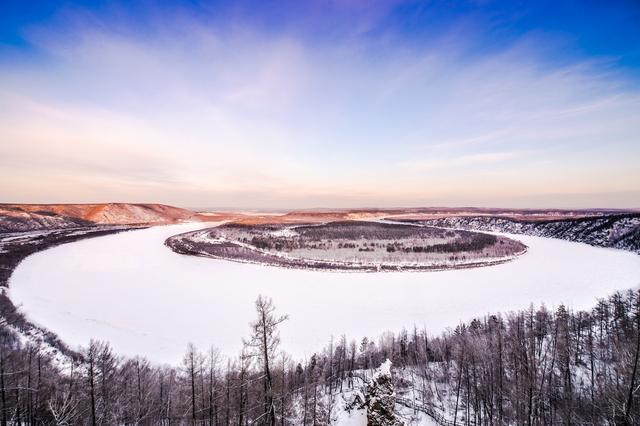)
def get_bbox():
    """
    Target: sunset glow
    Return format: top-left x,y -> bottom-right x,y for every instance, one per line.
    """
1,1 -> 639,208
